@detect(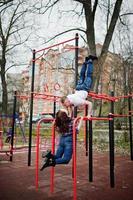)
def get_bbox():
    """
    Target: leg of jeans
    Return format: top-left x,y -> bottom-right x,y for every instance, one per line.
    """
76,63 -> 86,89
75,77 -> 92,91
54,137 -> 64,159
55,136 -> 73,164
79,60 -> 93,91
86,60 -> 93,76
